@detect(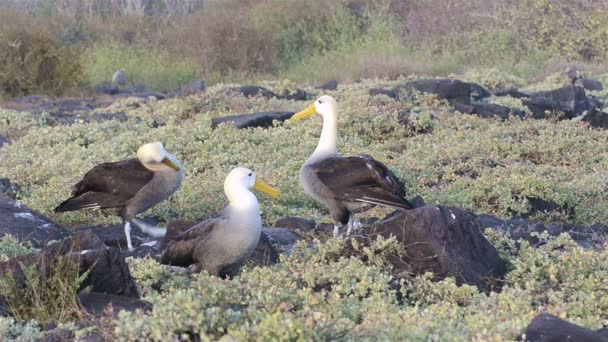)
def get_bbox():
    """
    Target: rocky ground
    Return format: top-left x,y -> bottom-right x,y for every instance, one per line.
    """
0,70 -> 607,340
